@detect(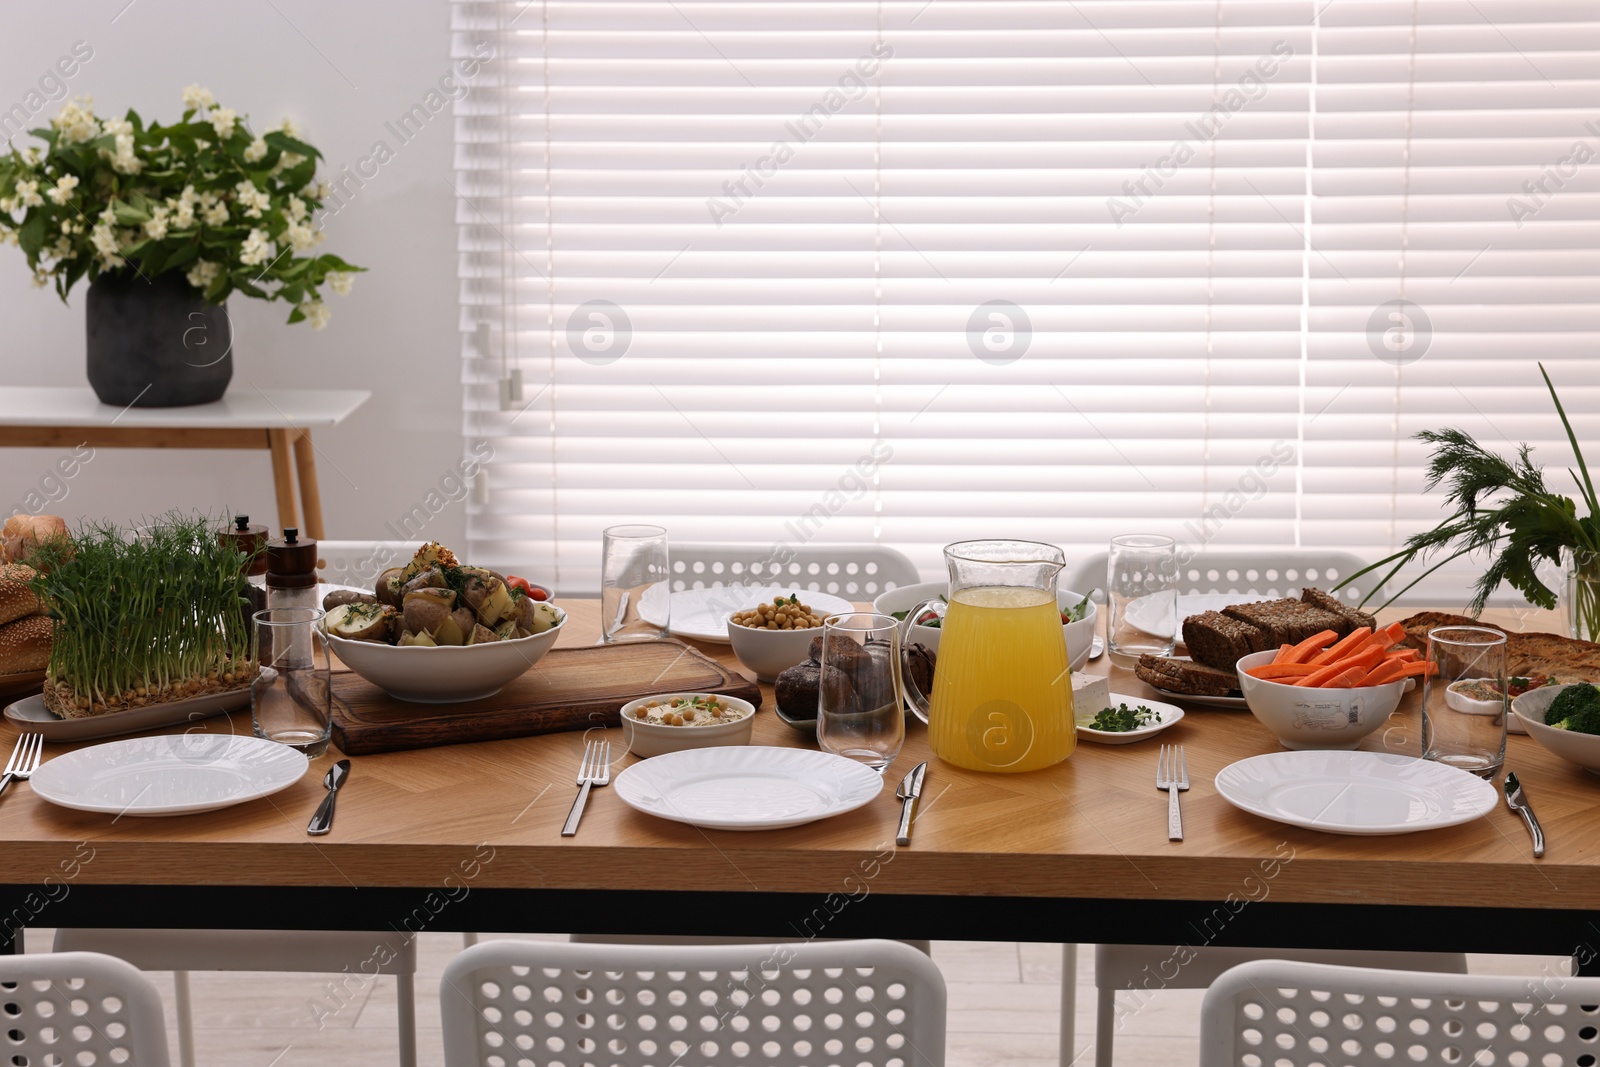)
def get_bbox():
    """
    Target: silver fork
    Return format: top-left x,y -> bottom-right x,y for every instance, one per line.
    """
560,738 -> 612,837
0,733 -> 44,800
1157,744 -> 1189,842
